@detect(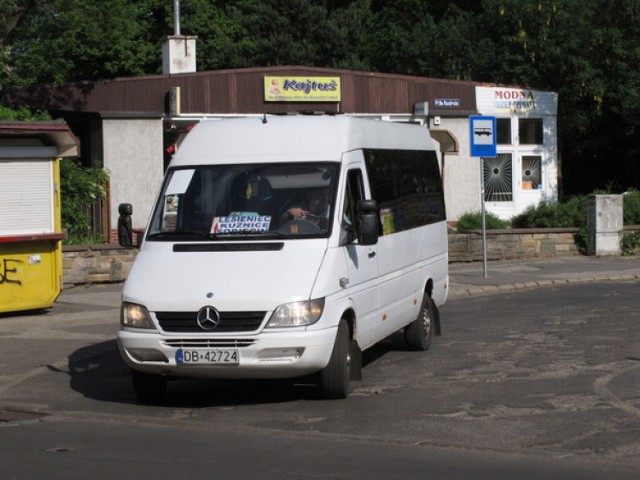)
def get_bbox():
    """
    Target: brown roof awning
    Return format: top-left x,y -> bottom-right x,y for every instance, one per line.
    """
0,121 -> 79,157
